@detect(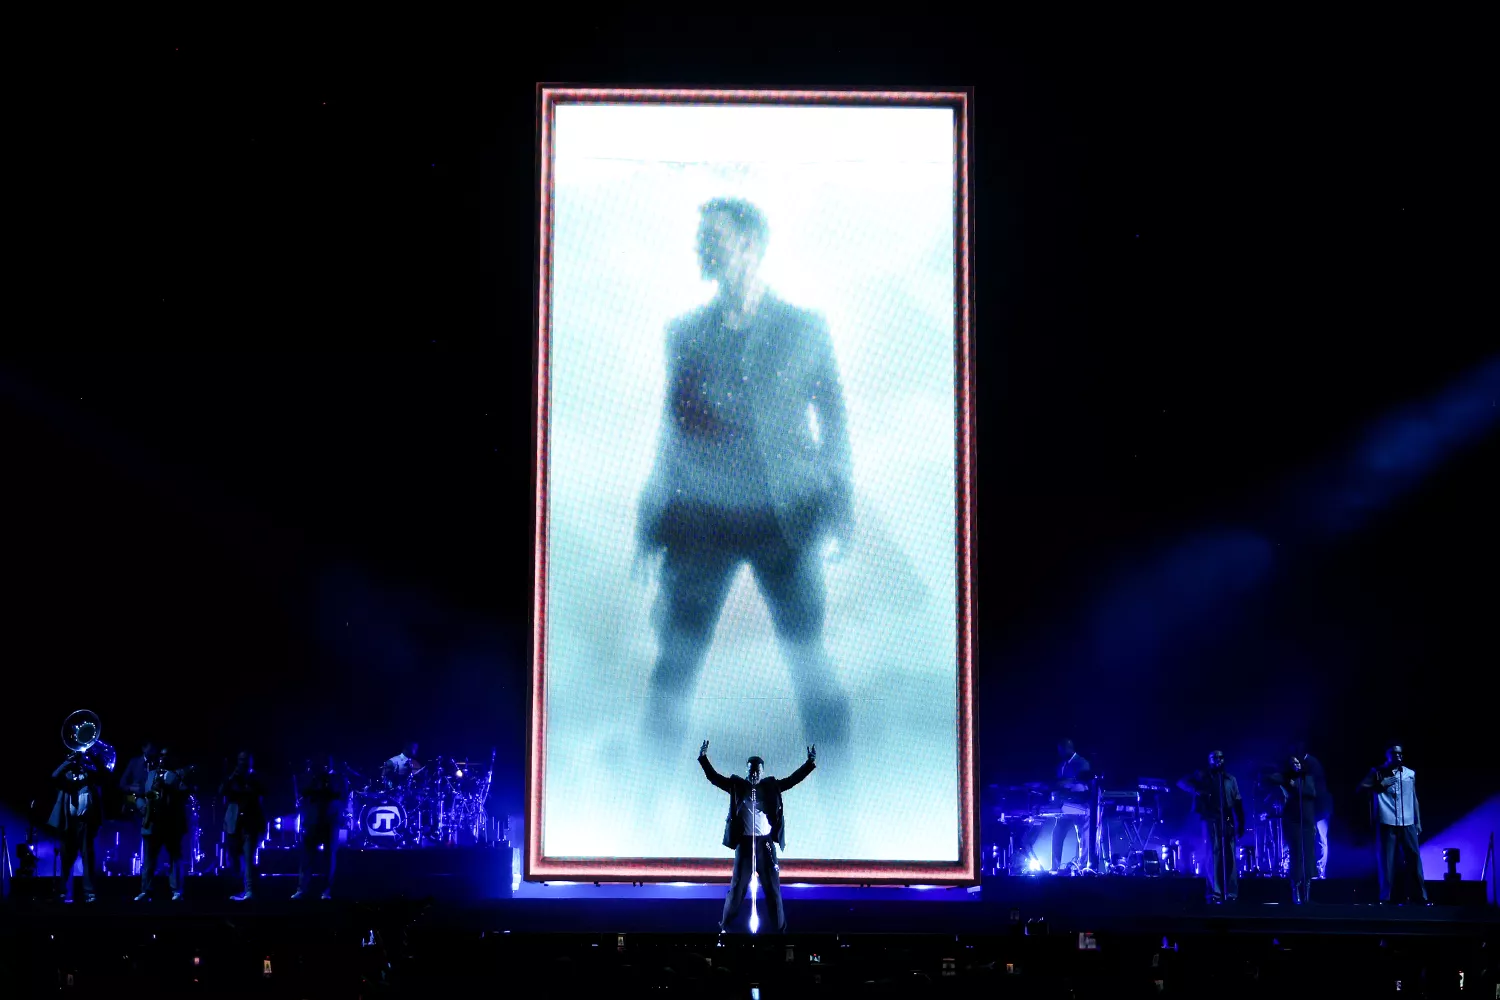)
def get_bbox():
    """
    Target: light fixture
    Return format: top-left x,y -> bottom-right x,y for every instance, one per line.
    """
1442,848 -> 1460,881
